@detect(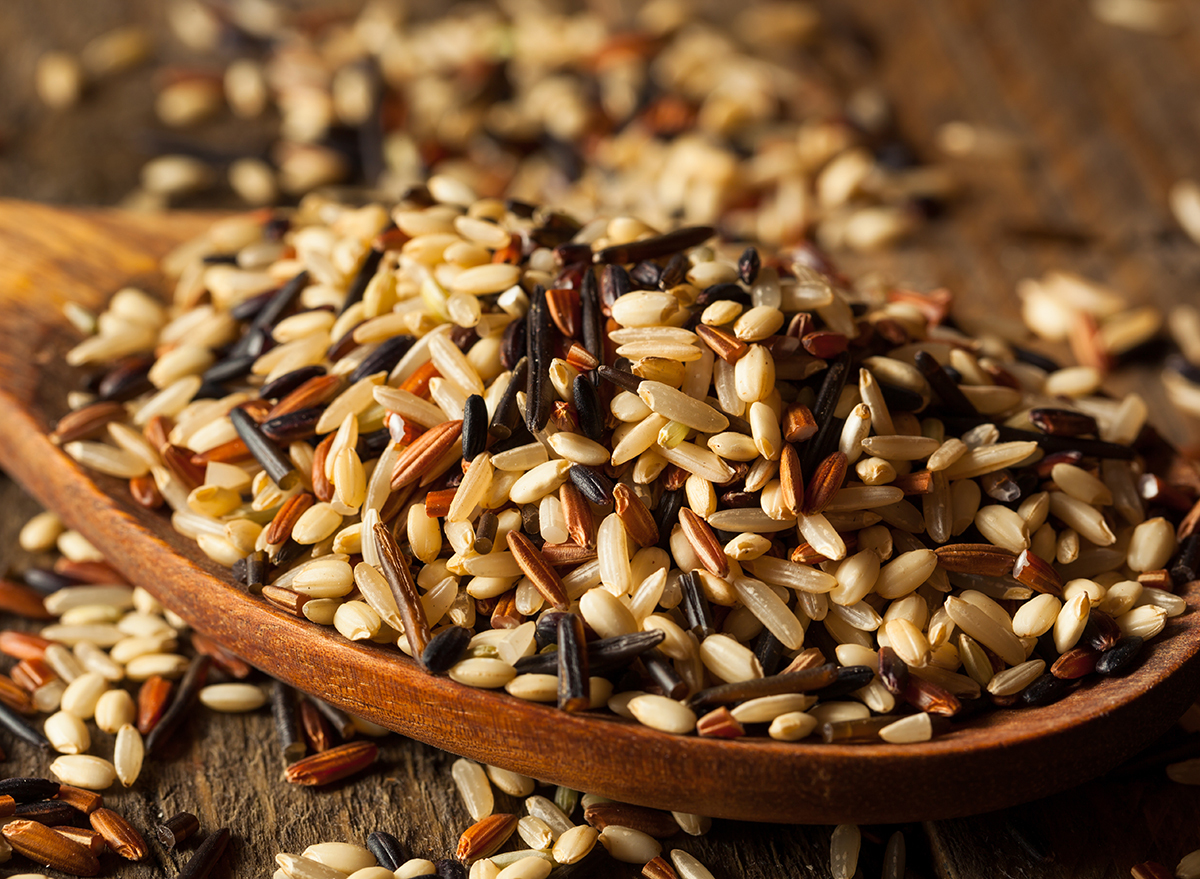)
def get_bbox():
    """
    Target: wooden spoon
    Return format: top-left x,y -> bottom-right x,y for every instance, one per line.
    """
1,199 -> 1197,825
